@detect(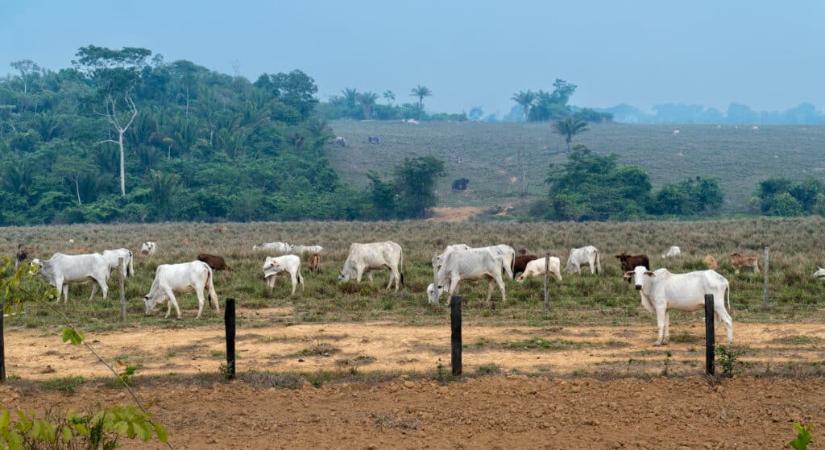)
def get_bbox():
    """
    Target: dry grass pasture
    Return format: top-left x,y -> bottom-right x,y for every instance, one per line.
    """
327,121 -> 825,212
3,218 -> 825,448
